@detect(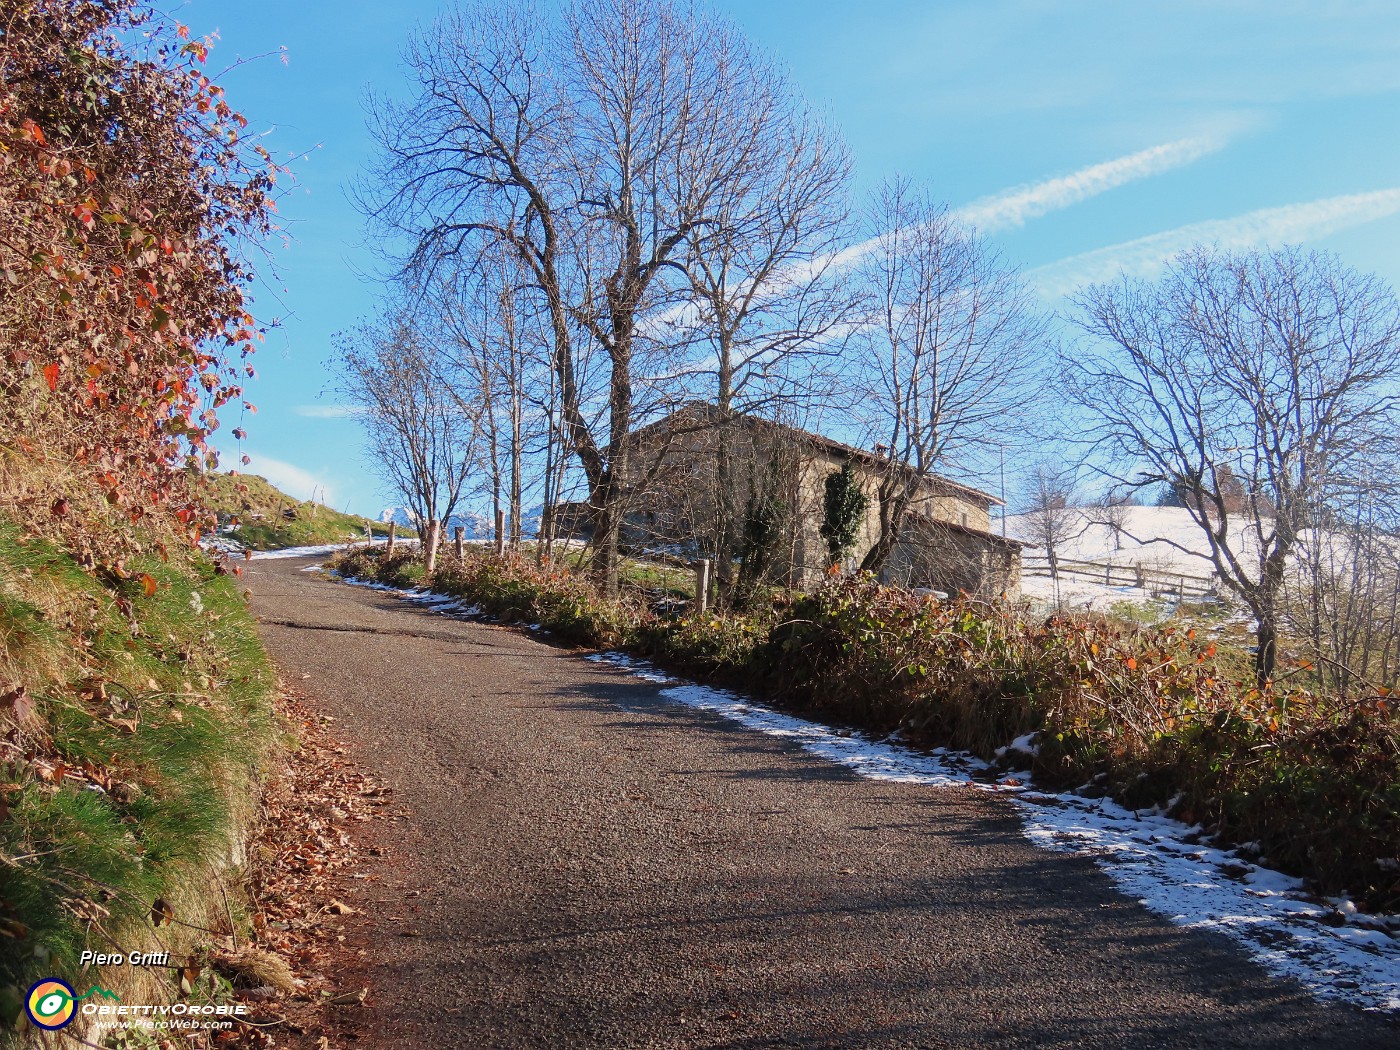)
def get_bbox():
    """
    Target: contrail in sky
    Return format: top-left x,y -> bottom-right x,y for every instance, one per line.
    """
1027,187 -> 1400,297
821,134 -> 1226,272
648,135 -> 1226,331
956,135 -> 1224,234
